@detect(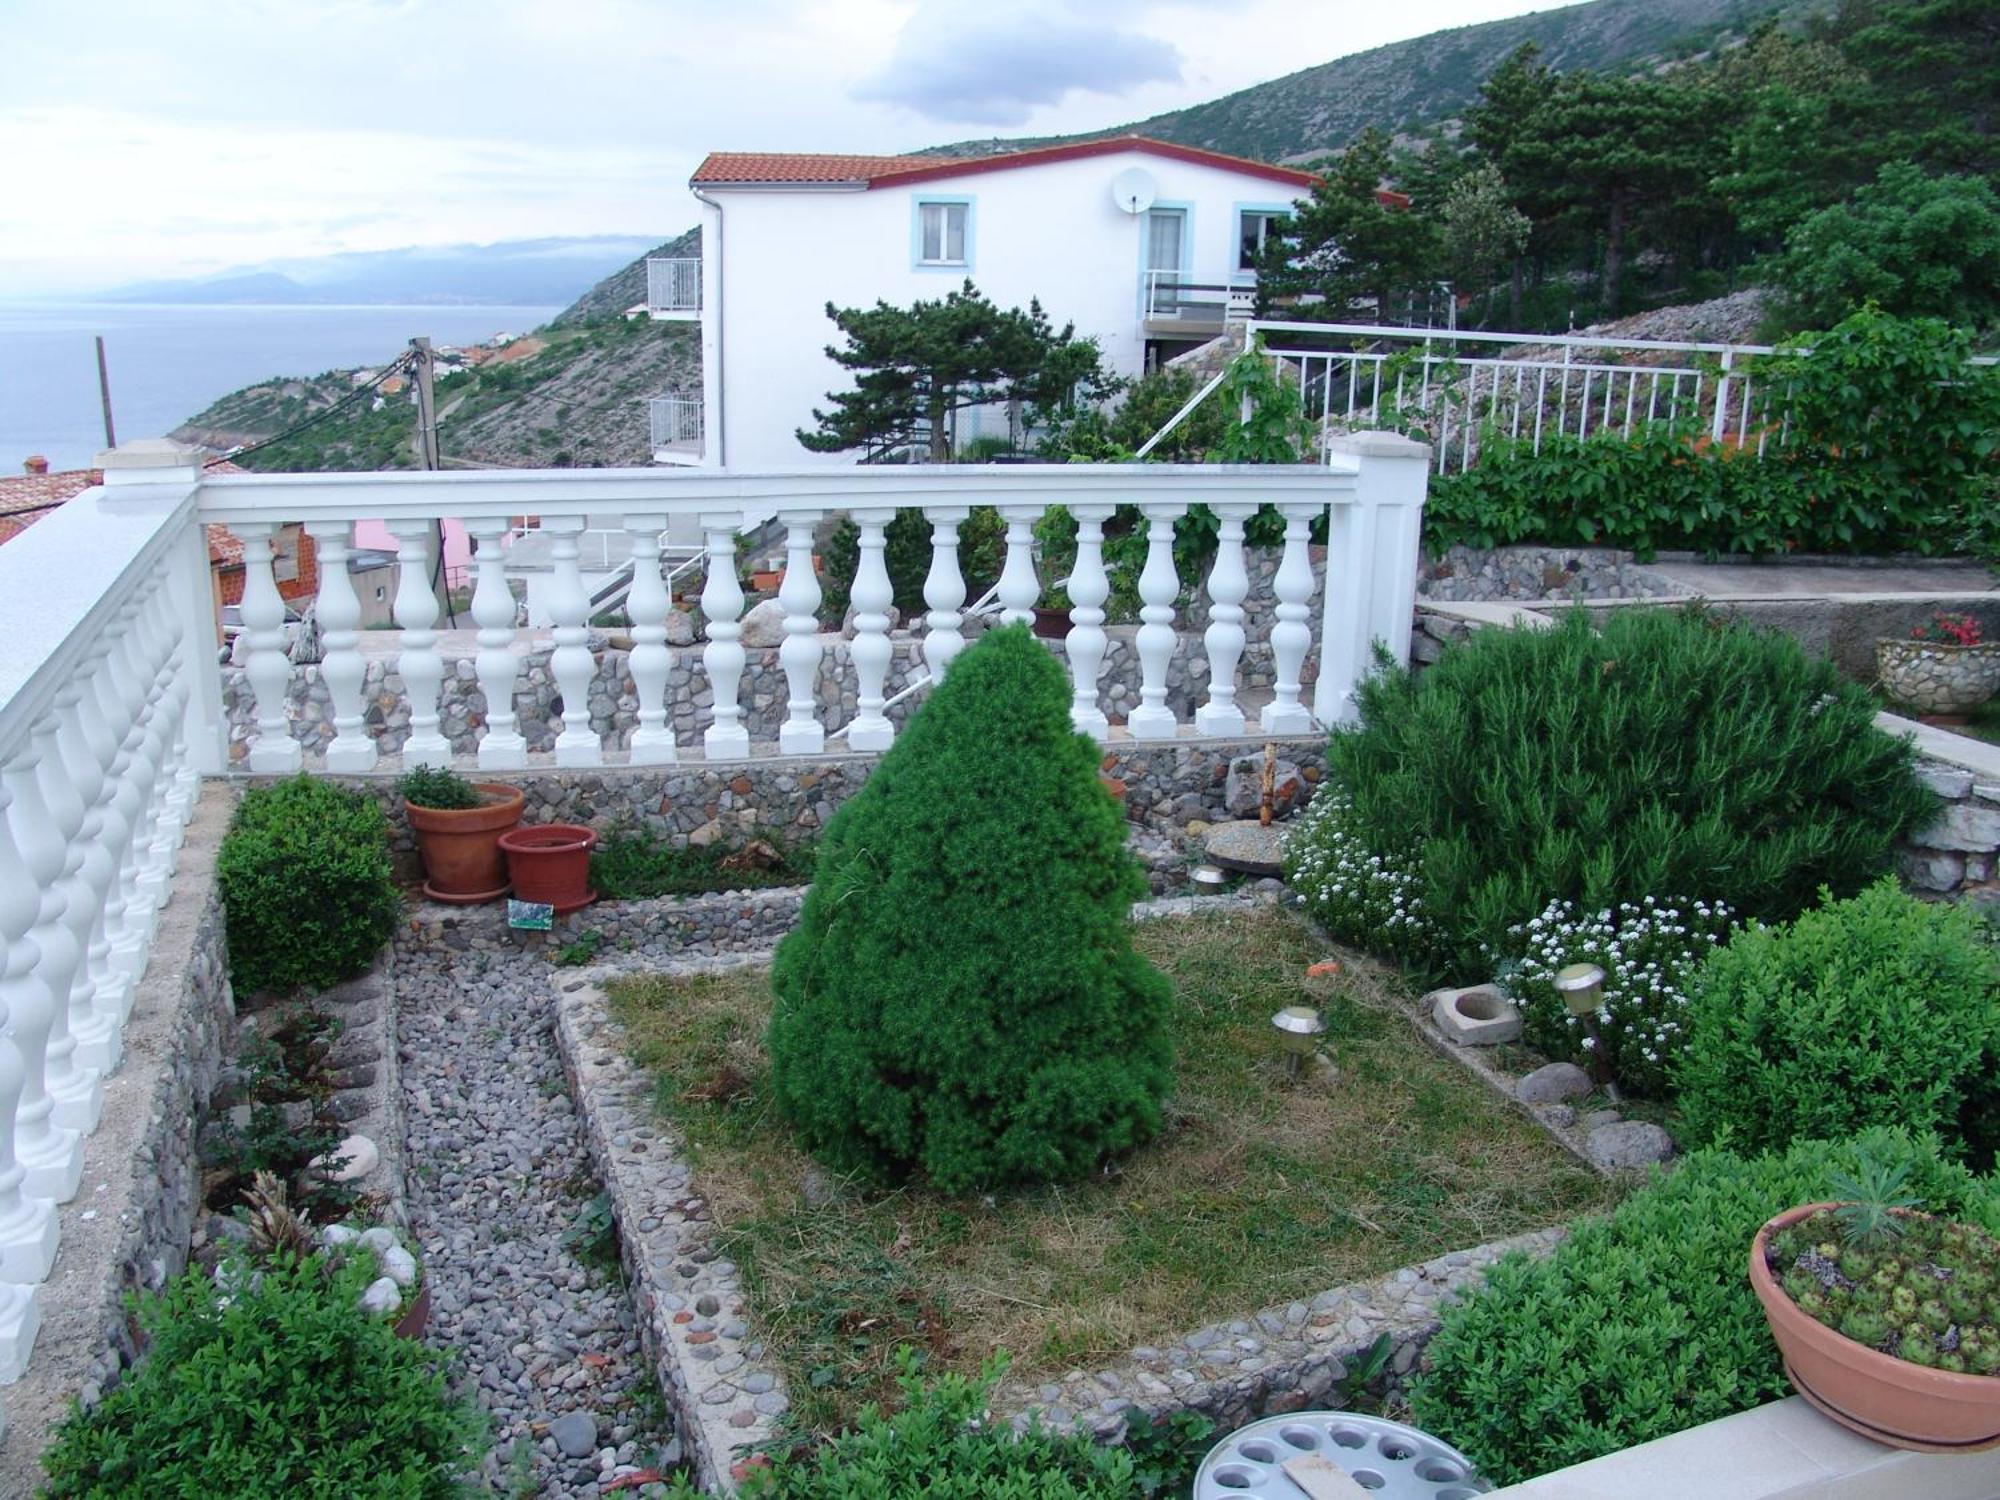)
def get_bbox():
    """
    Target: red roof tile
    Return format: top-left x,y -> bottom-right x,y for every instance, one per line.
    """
691,136 -> 1321,191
